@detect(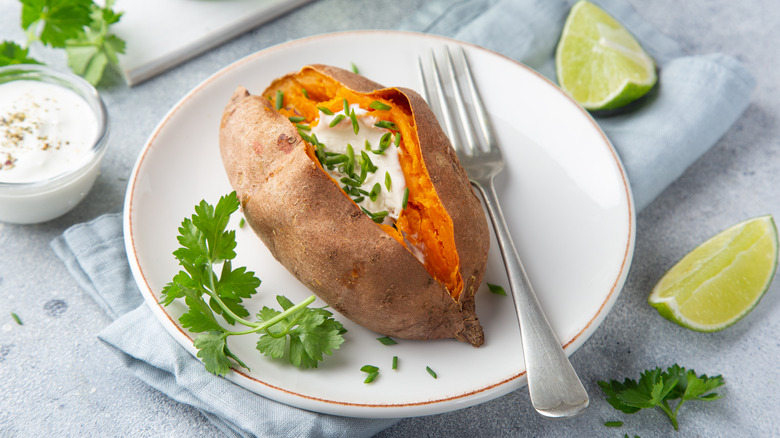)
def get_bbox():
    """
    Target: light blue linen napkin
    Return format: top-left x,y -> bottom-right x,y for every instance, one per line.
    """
400,0 -> 755,211
51,1 -> 755,437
